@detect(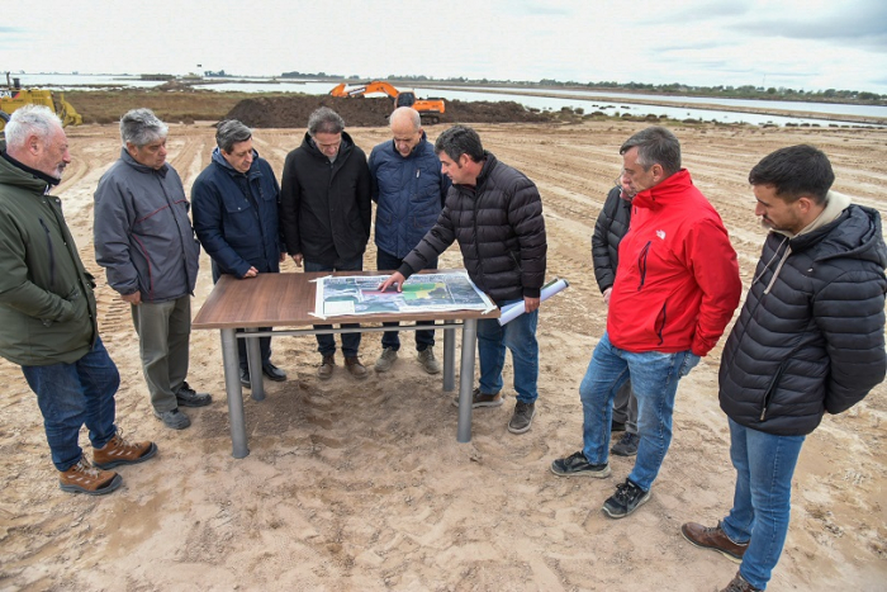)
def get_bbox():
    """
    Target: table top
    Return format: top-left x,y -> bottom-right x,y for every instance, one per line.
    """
192,270 -> 500,330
